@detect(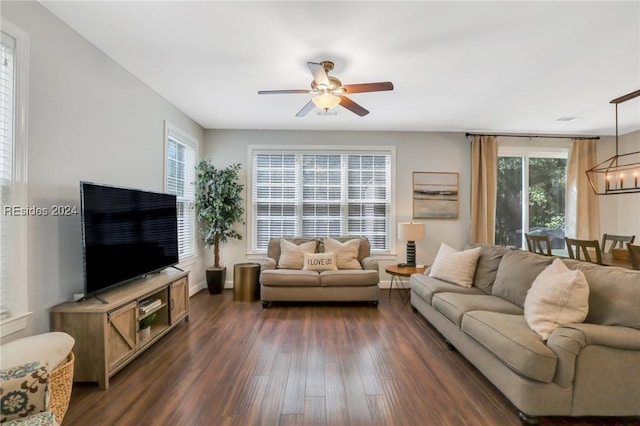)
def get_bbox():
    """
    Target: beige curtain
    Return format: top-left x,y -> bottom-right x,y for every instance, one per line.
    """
566,139 -> 600,239
470,135 -> 497,244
